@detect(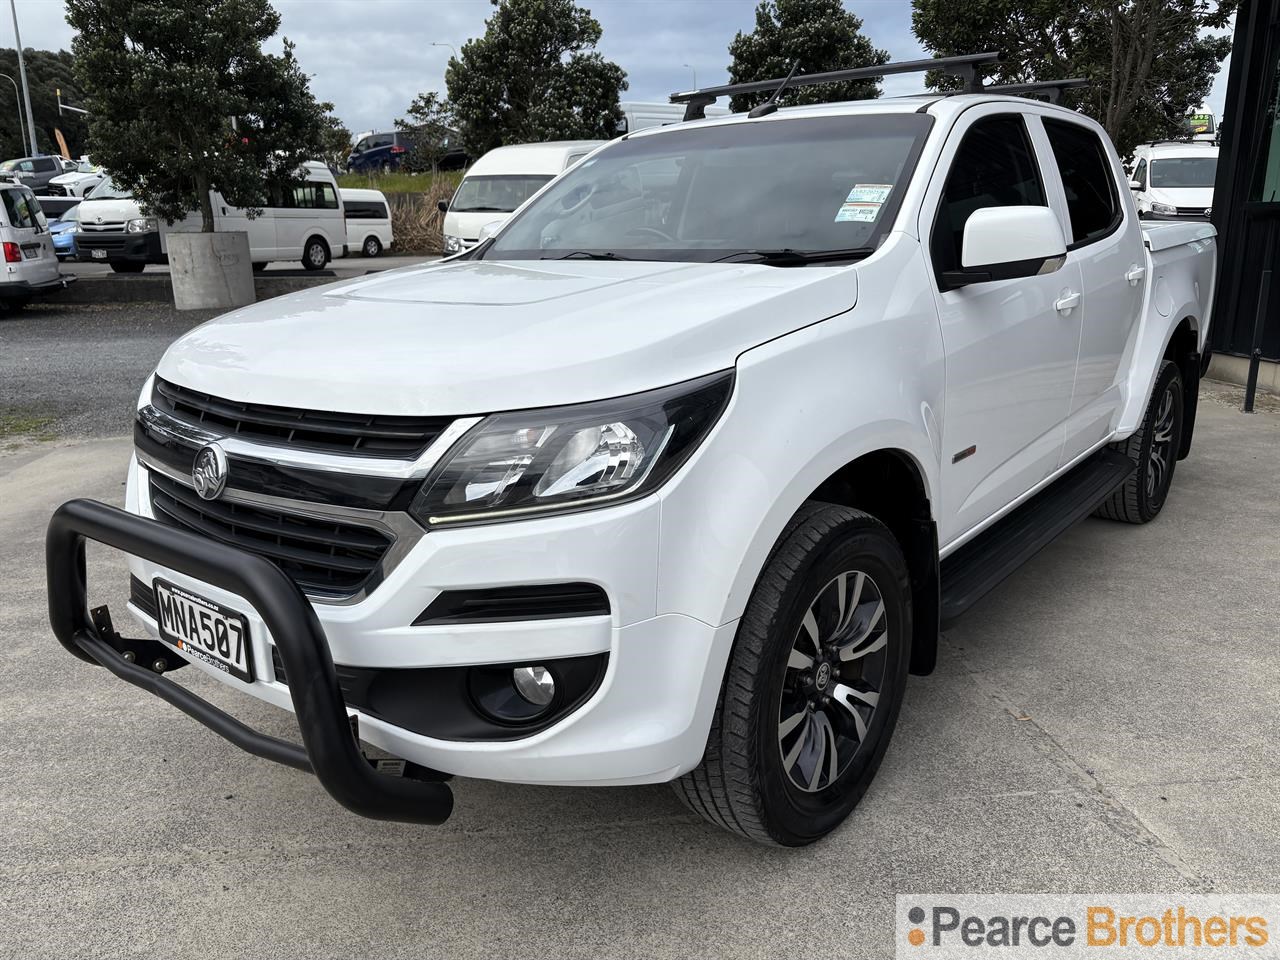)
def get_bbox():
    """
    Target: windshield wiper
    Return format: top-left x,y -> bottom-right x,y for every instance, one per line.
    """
456,206 -> 509,213
712,247 -> 875,266
544,251 -> 634,261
